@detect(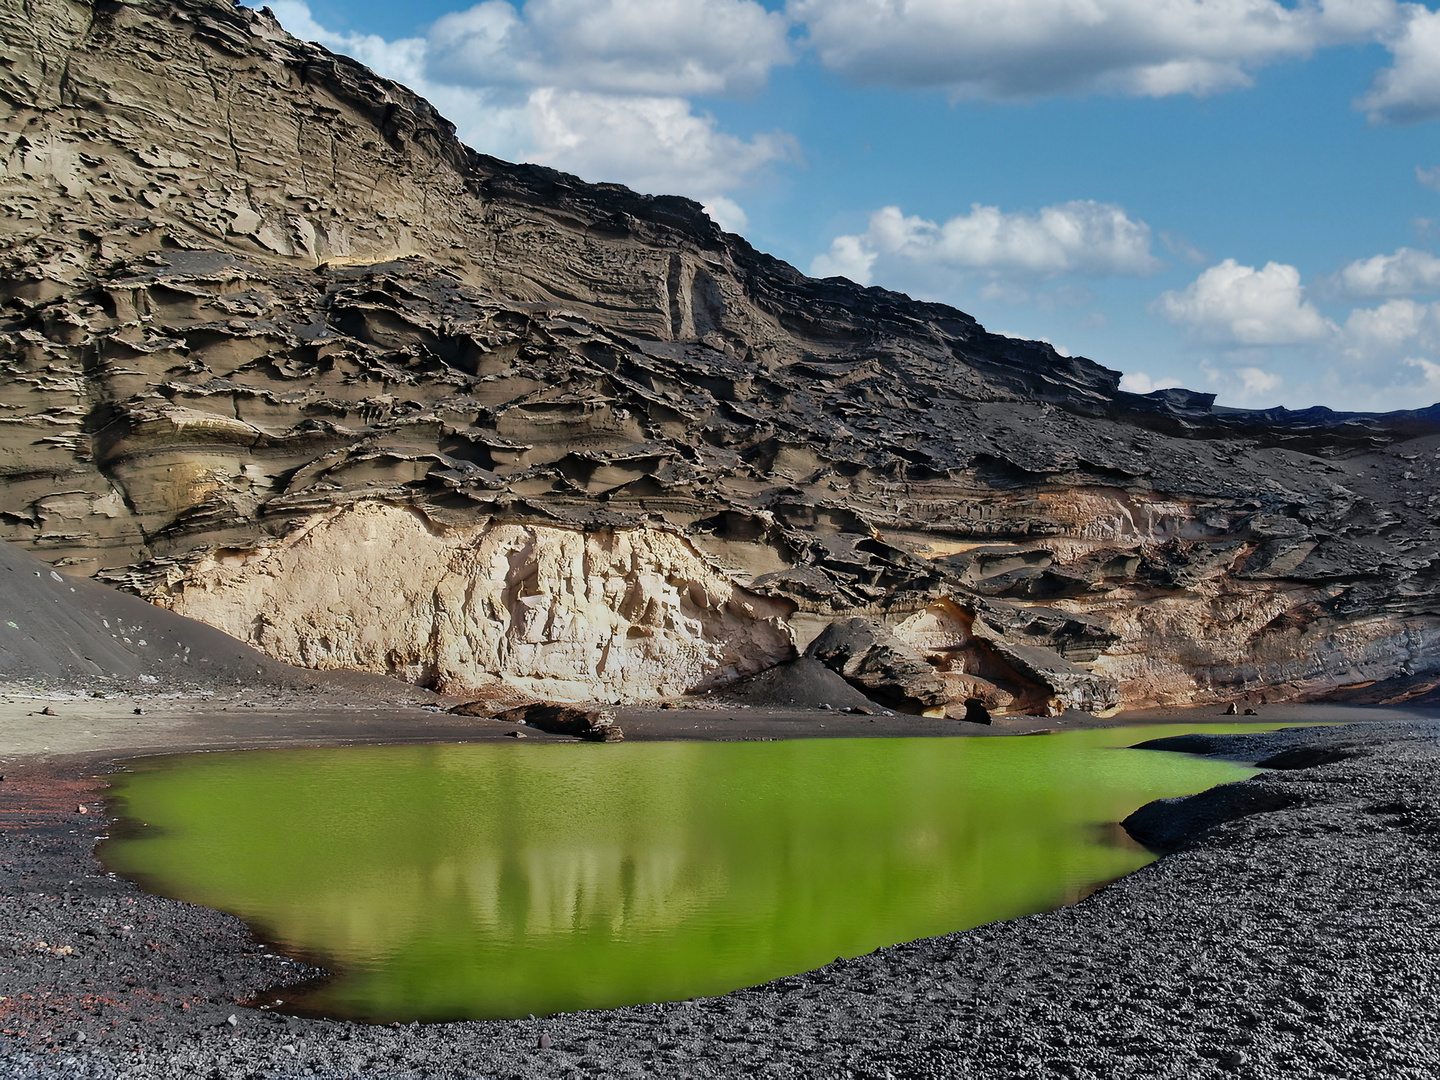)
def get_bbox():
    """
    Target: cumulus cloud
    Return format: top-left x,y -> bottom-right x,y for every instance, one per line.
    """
810,201 -> 1161,286
264,0 -> 796,213
701,196 -> 749,233
1155,259 -> 1334,345
525,89 -> 799,196
427,0 -> 792,96
1357,4 -> 1440,123
1321,247 -> 1440,298
789,0 -> 1404,102
1118,371 -> 1184,394
1341,296 -> 1440,353
1323,303 -> 1440,406
1402,355 -> 1440,396
1149,259 -> 1440,410
1193,359 -> 1286,406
